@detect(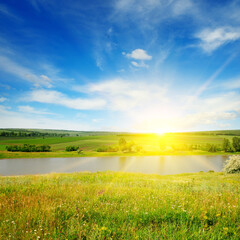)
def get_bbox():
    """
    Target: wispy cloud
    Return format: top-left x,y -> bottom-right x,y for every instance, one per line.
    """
25,89 -> 106,110
131,61 -> 149,68
18,105 -> 55,115
219,77 -> 240,90
0,105 -> 91,130
0,55 -> 52,88
0,97 -> 7,103
0,3 -> 21,21
195,27 -> 240,53
75,78 -> 167,111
